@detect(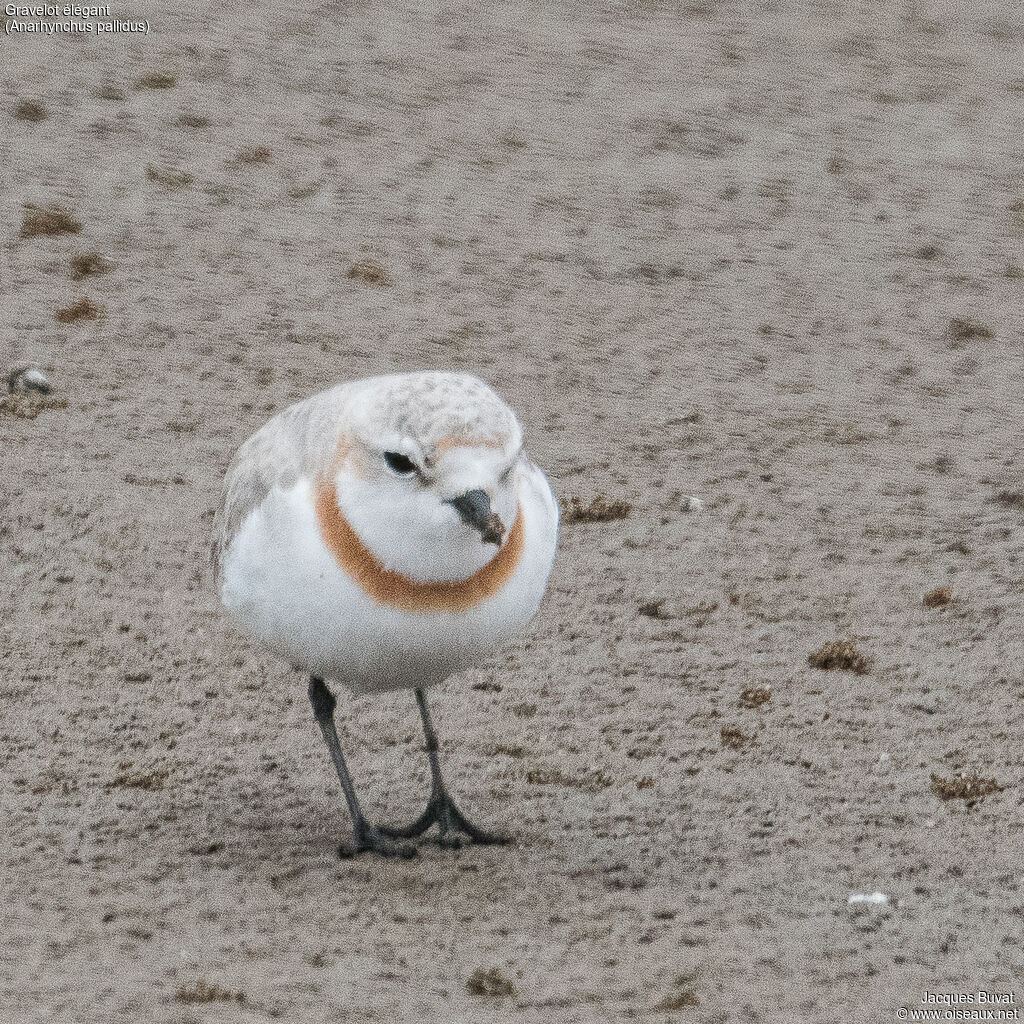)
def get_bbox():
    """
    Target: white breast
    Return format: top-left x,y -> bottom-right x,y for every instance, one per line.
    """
219,464 -> 558,695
